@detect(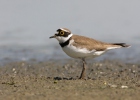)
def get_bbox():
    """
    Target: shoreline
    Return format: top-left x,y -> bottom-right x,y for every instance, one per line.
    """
0,59 -> 139,100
